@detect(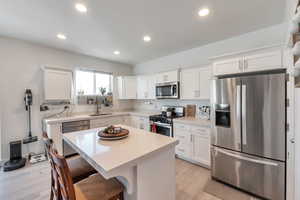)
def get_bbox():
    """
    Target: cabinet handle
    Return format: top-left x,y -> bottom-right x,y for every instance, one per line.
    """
244,60 -> 248,70
190,135 -> 193,142
239,60 -> 243,71
290,138 -> 295,144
